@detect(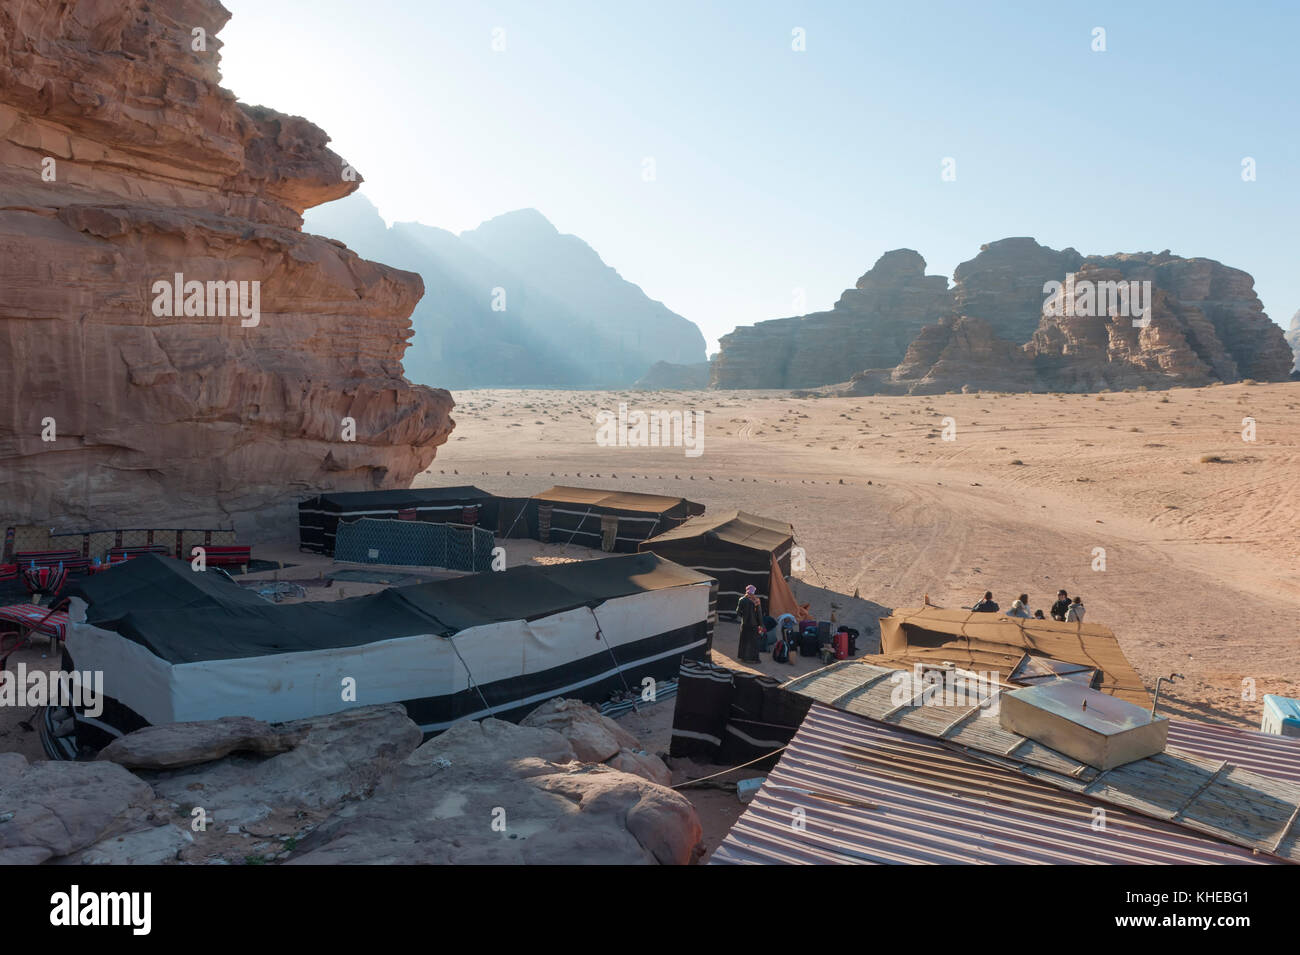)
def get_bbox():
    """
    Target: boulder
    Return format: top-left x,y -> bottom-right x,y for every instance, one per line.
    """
287,717 -> 702,864
96,716 -> 306,770
605,749 -> 673,787
0,753 -> 155,864
143,704 -> 422,827
520,698 -> 640,762
76,824 -> 194,865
